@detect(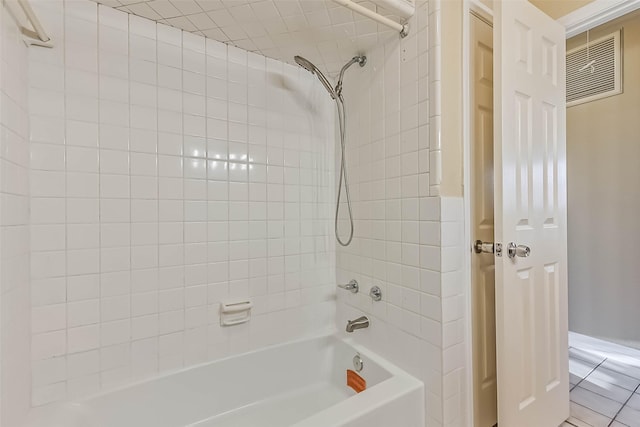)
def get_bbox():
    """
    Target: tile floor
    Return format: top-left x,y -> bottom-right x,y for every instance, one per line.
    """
564,334 -> 640,427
